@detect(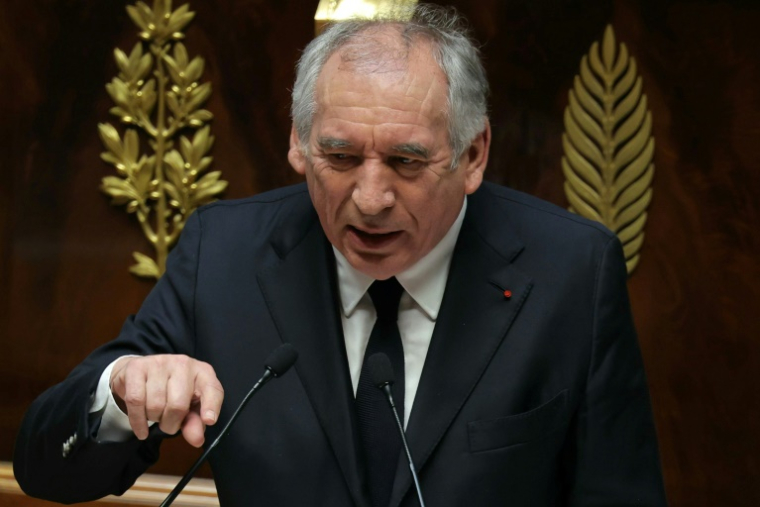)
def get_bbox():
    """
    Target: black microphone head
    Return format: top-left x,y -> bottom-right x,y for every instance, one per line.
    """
265,343 -> 298,377
366,353 -> 395,388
